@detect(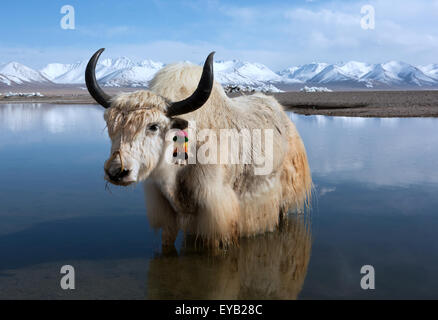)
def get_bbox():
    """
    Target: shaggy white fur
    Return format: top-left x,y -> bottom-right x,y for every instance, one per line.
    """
103,62 -> 312,248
